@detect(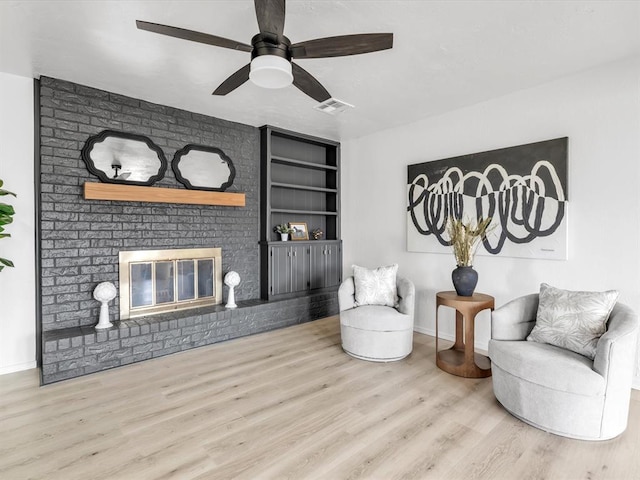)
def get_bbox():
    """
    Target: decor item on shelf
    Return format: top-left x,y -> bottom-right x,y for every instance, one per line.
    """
224,271 -> 240,309
311,228 -> 323,240
172,144 -> 236,192
81,130 -> 168,186
290,222 -> 309,241
0,179 -> 16,272
136,0 -> 393,102
93,282 -> 117,329
447,216 -> 493,296
274,223 -> 293,241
